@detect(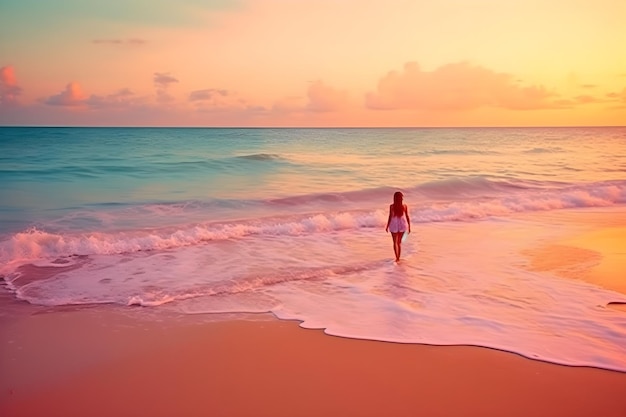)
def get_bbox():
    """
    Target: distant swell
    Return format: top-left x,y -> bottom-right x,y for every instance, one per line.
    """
523,147 -> 564,154
236,153 -> 282,161
414,177 -> 533,198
